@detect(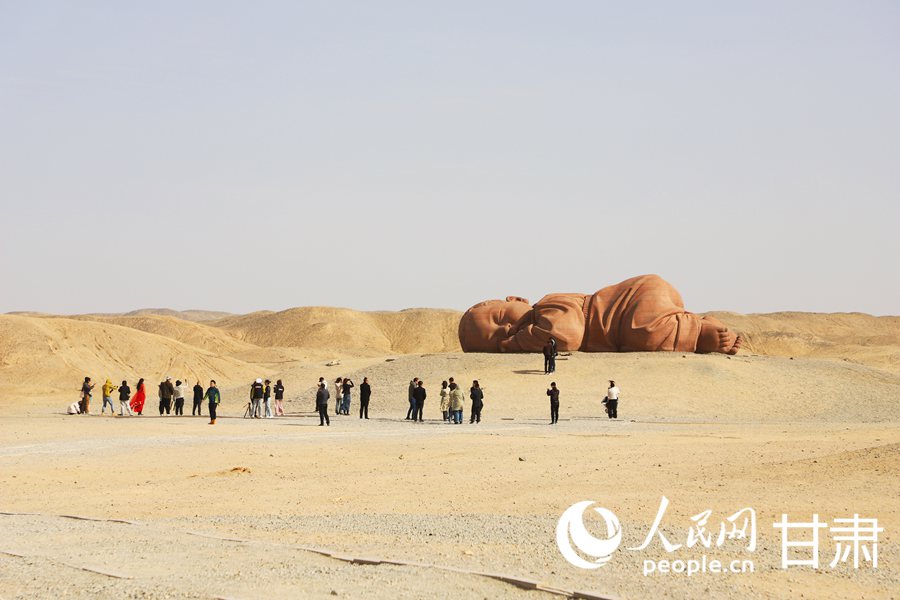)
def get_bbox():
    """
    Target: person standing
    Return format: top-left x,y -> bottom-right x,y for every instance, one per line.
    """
159,377 -> 175,415
412,380 -> 426,422
334,378 -> 343,415
341,378 -> 354,415
192,381 -> 204,416
543,341 -> 554,375
547,382 -> 560,424
164,376 -> 175,412
449,382 -> 464,424
118,380 -> 133,416
469,380 -> 484,424
101,379 -> 118,415
317,377 -> 326,411
274,379 -> 285,416
264,379 -> 273,418
130,378 -> 146,415
406,377 -> 419,420
80,377 -> 94,414
205,380 -> 221,425
250,378 -> 264,418
316,382 -> 330,426
550,337 -> 558,372
173,380 -> 185,416
439,381 -> 450,422
606,380 -> 620,419
359,377 -> 371,419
